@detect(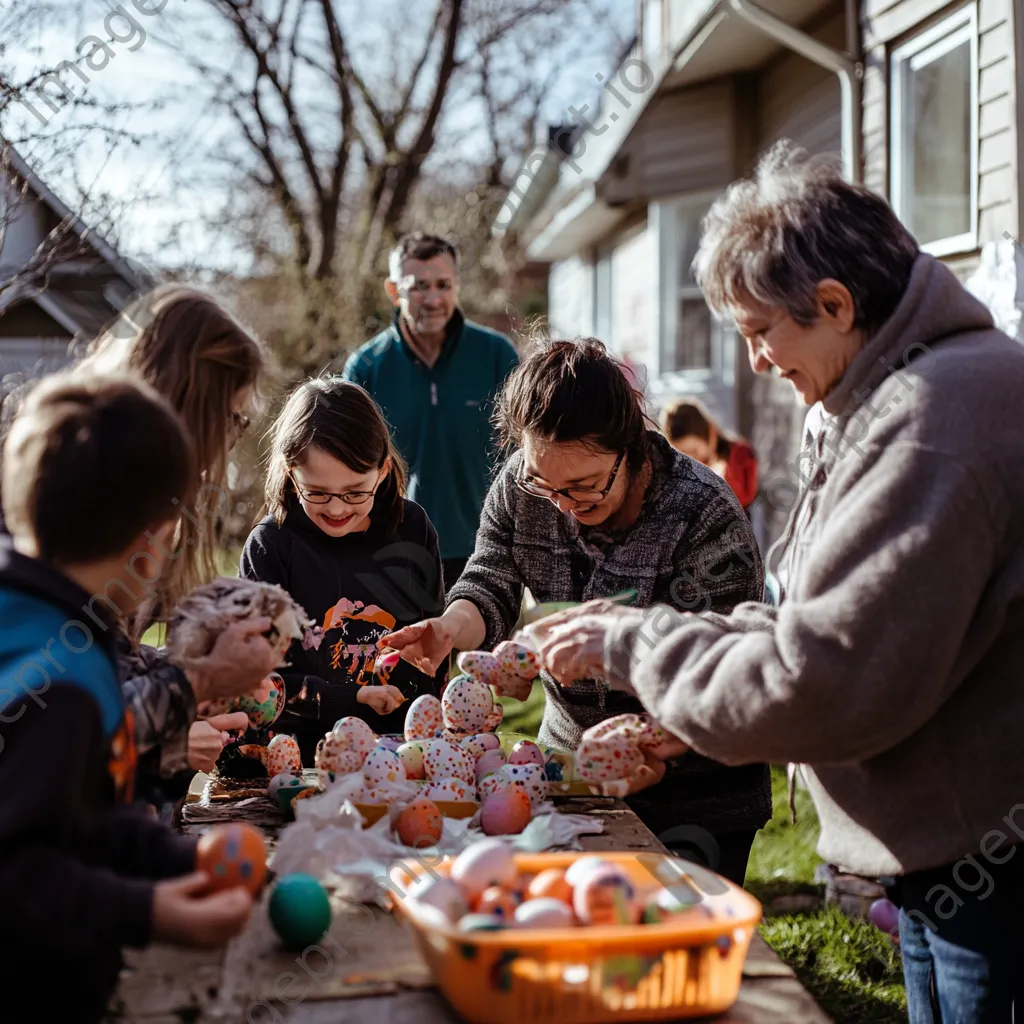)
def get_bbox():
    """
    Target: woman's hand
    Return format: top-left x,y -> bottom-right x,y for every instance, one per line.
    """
528,601 -> 645,686
186,618 -> 280,705
356,684 -> 406,716
379,618 -> 455,676
187,712 -> 249,772
152,872 -> 253,947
